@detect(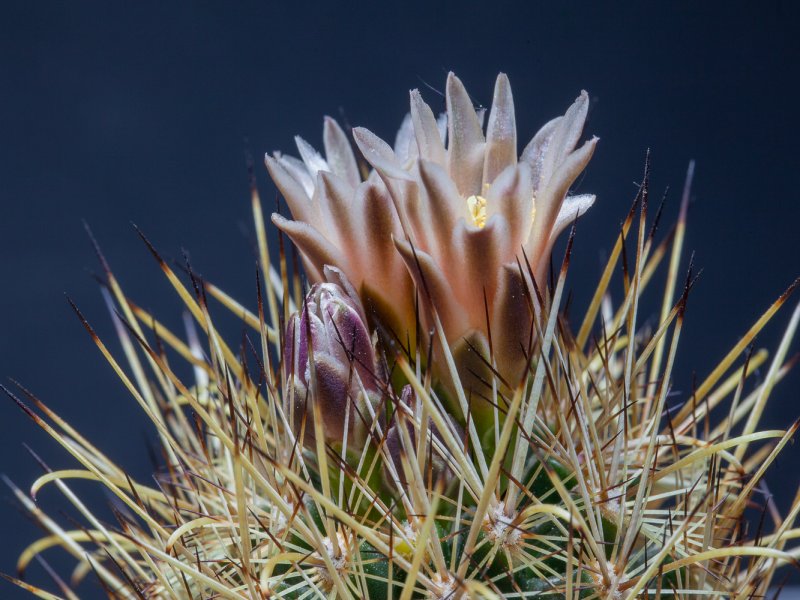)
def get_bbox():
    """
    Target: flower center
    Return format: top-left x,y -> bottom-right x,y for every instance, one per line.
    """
466,195 -> 488,228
